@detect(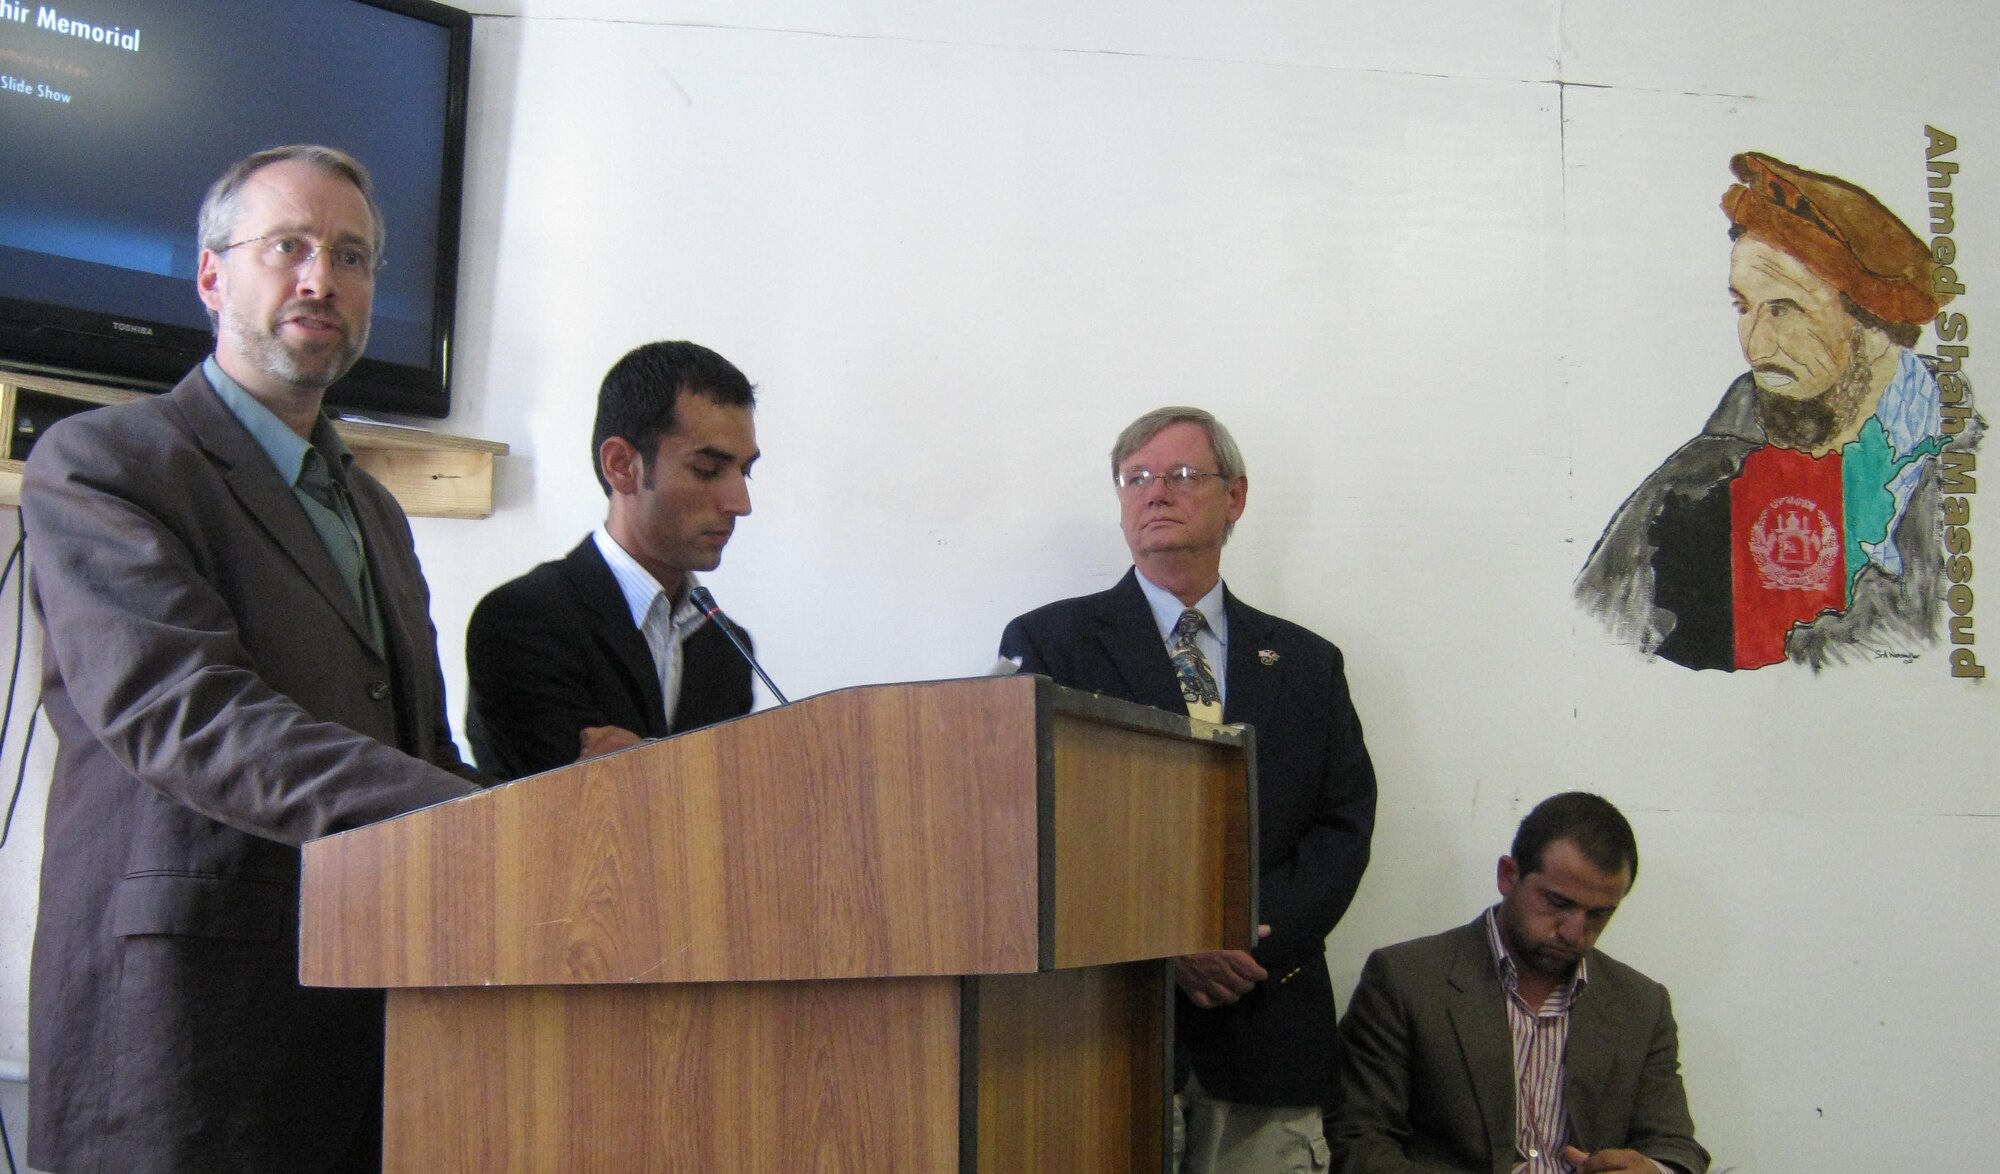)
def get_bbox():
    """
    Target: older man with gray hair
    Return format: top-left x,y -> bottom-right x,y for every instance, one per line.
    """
1000,406 -> 1378,1173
